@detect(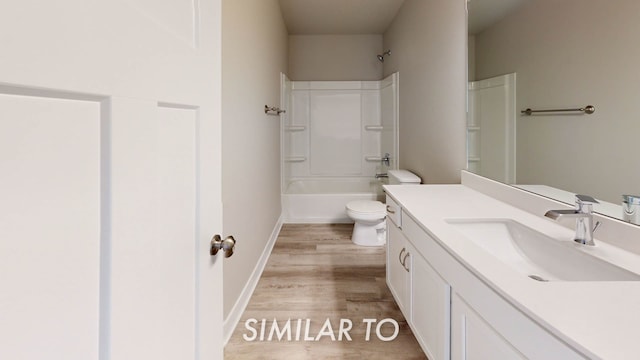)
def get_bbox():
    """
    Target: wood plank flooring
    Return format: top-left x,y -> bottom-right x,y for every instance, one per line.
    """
225,224 -> 427,359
